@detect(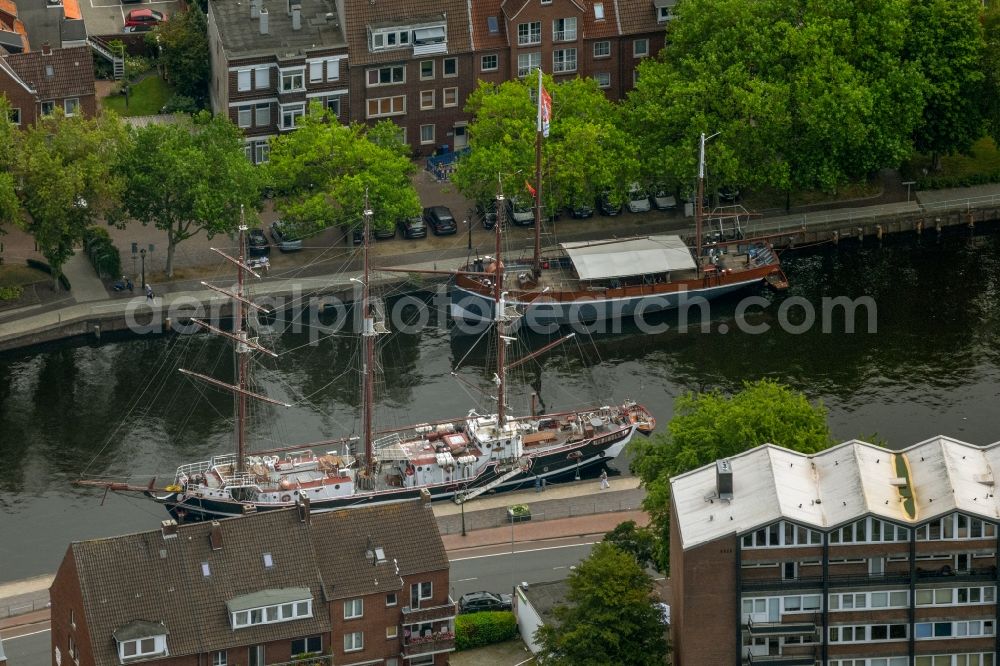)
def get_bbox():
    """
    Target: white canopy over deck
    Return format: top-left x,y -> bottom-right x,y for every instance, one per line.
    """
560,235 -> 697,280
